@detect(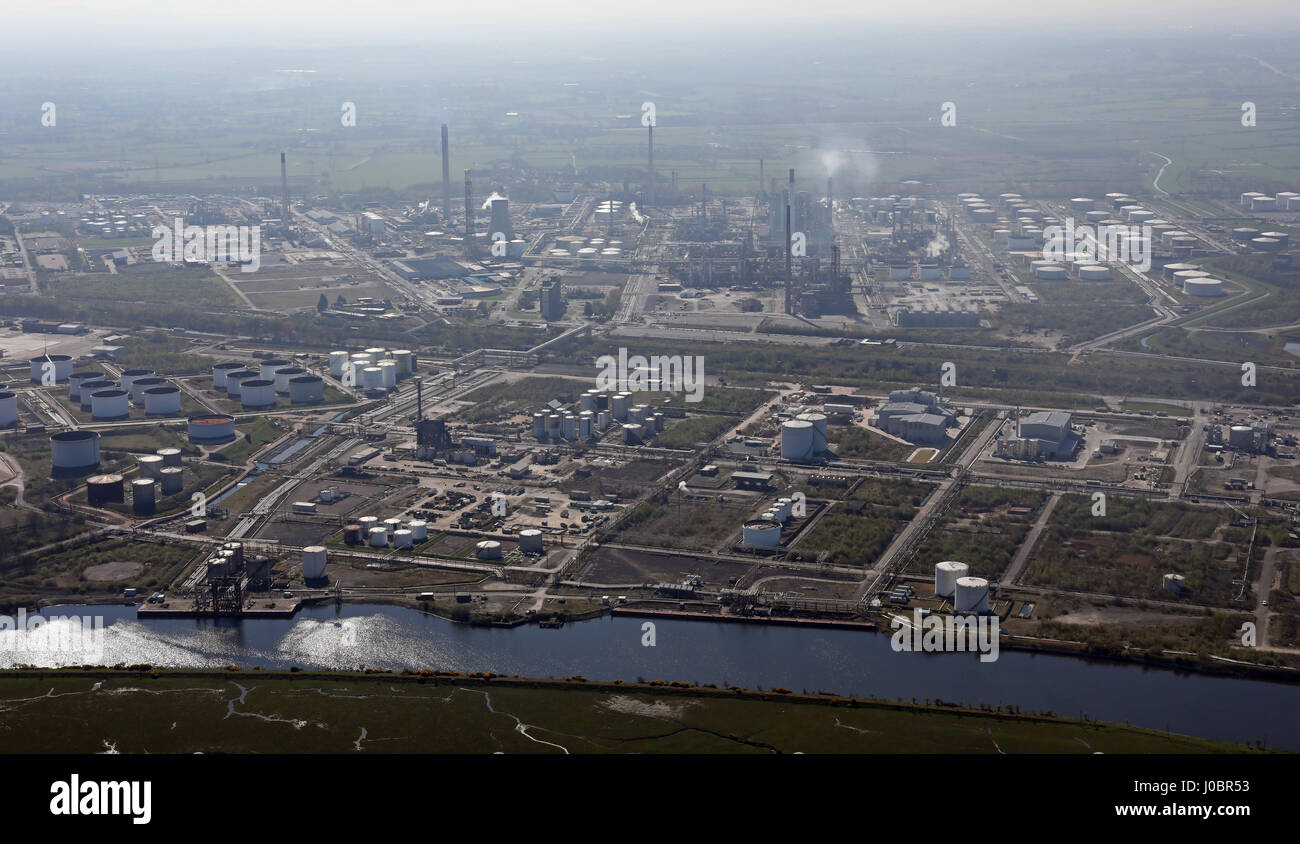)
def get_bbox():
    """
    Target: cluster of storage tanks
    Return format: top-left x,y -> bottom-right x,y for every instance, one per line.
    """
344,515 -> 431,550
323,348 -> 415,394
934,561 -> 990,613
1240,191 -> 1300,211
213,360 -> 324,406
83,447 -> 187,513
35,365 -> 183,418
780,413 -> 828,462
741,497 -> 798,547
548,233 -> 624,260
532,389 -> 664,445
